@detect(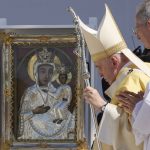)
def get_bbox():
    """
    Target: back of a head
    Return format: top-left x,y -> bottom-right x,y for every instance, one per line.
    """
136,1 -> 150,23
